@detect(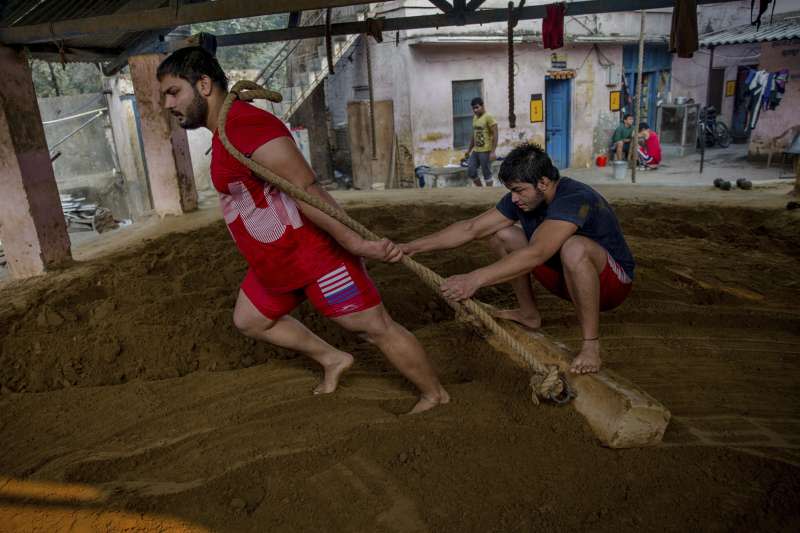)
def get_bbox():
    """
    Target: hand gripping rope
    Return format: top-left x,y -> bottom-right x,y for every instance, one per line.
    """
218,81 -> 575,405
